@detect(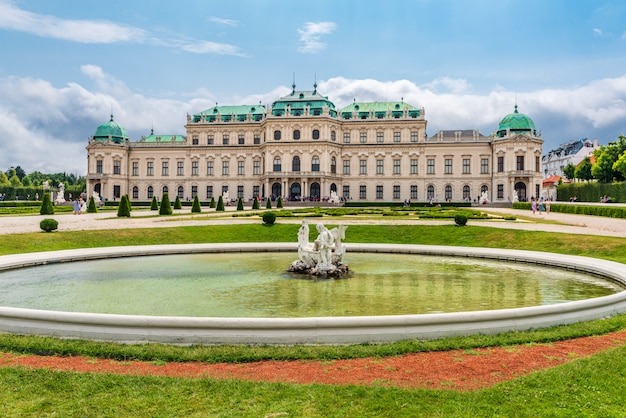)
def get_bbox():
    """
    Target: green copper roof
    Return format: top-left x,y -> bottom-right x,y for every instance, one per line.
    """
339,101 -> 420,119
92,115 -> 129,144
193,105 -> 265,123
271,86 -> 337,116
141,133 -> 186,143
496,105 -> 536,137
